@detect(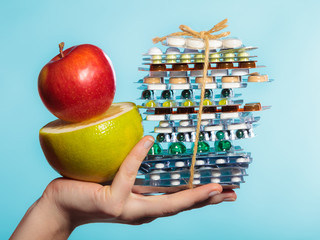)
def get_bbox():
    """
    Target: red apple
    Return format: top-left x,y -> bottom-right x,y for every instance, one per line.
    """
38,43 -> 116,122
